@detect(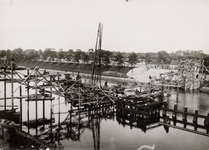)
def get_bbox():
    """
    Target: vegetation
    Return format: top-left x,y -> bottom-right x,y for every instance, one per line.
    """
114,52 -> 124,66
157,50 -> 172,64
0,48 -> 208,68
128,52 -> 138,66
